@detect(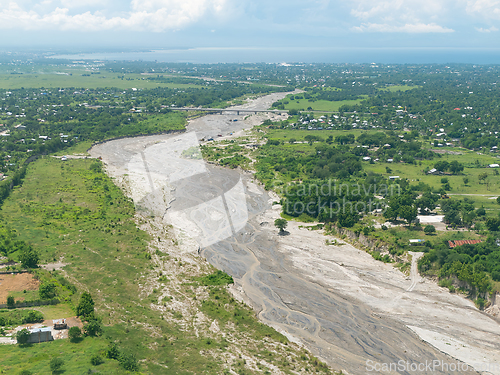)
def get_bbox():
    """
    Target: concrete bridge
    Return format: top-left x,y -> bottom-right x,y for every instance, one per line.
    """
169,107 -> 288,116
